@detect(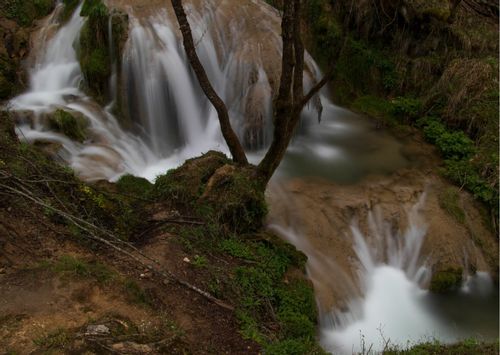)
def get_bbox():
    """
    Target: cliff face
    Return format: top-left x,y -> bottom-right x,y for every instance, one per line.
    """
0,1 -> 55,100
305,0 -> 499,221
